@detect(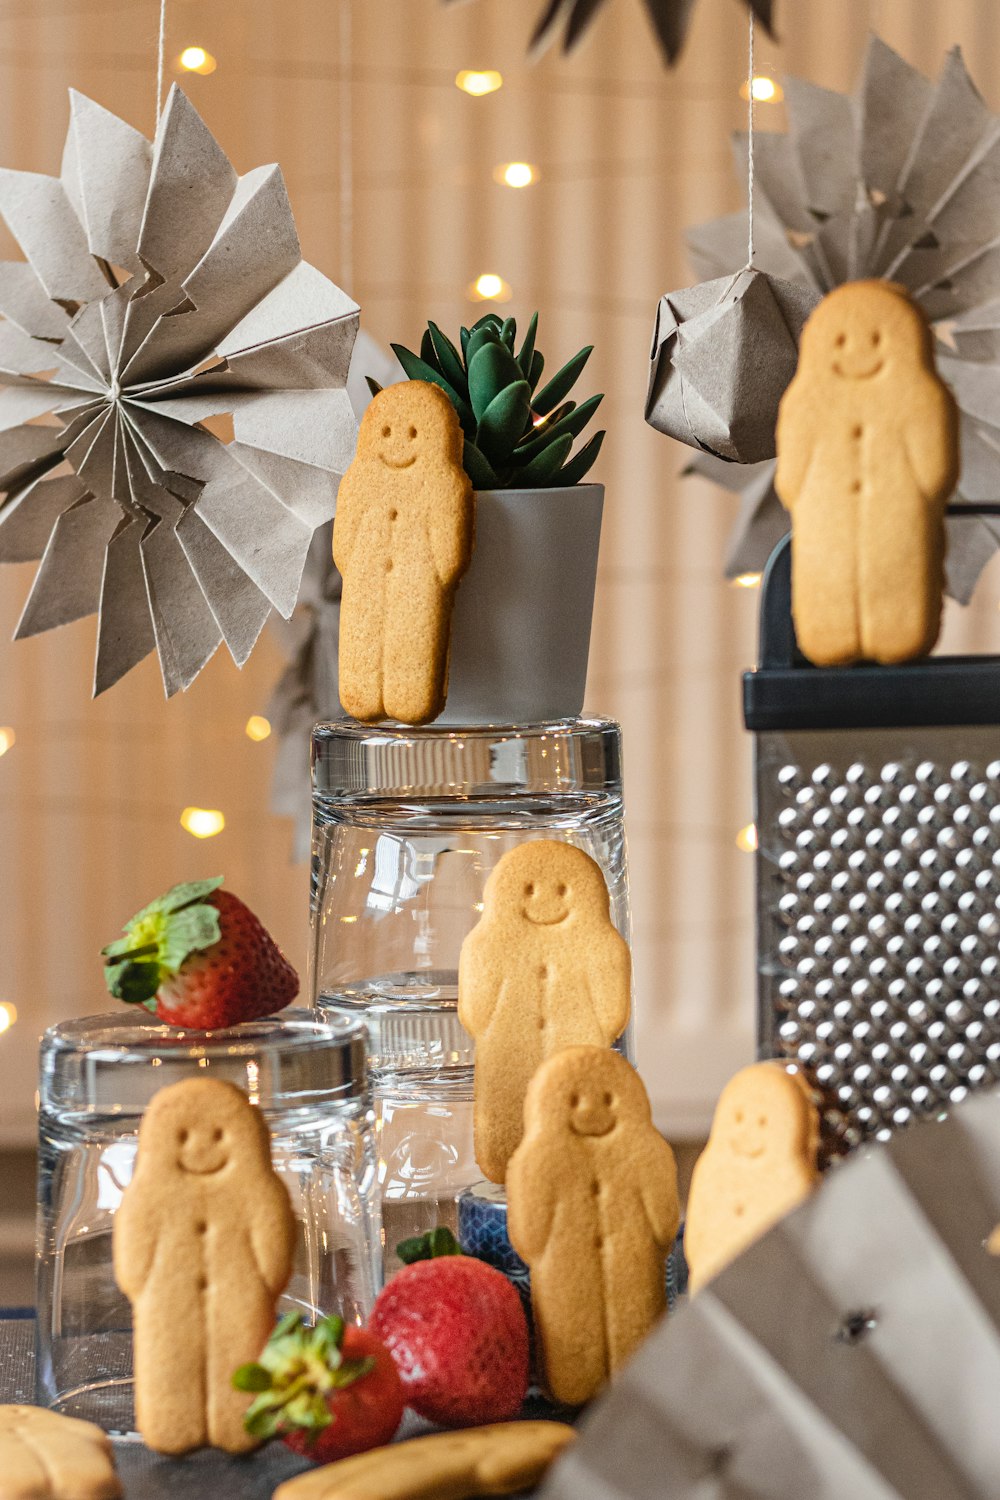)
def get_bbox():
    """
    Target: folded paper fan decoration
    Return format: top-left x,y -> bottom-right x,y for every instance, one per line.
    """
443,0 -> 774,67
678,37 -> 1000,604
542,1087 -> 1000,1499
0,86 -> 359,696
